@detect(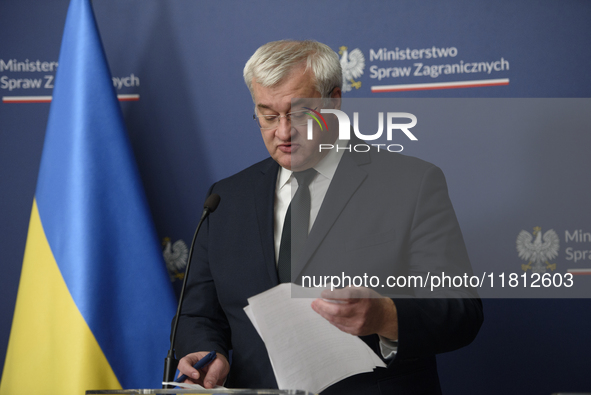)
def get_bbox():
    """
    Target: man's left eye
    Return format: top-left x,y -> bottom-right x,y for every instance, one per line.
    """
290,113 -> 306,120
